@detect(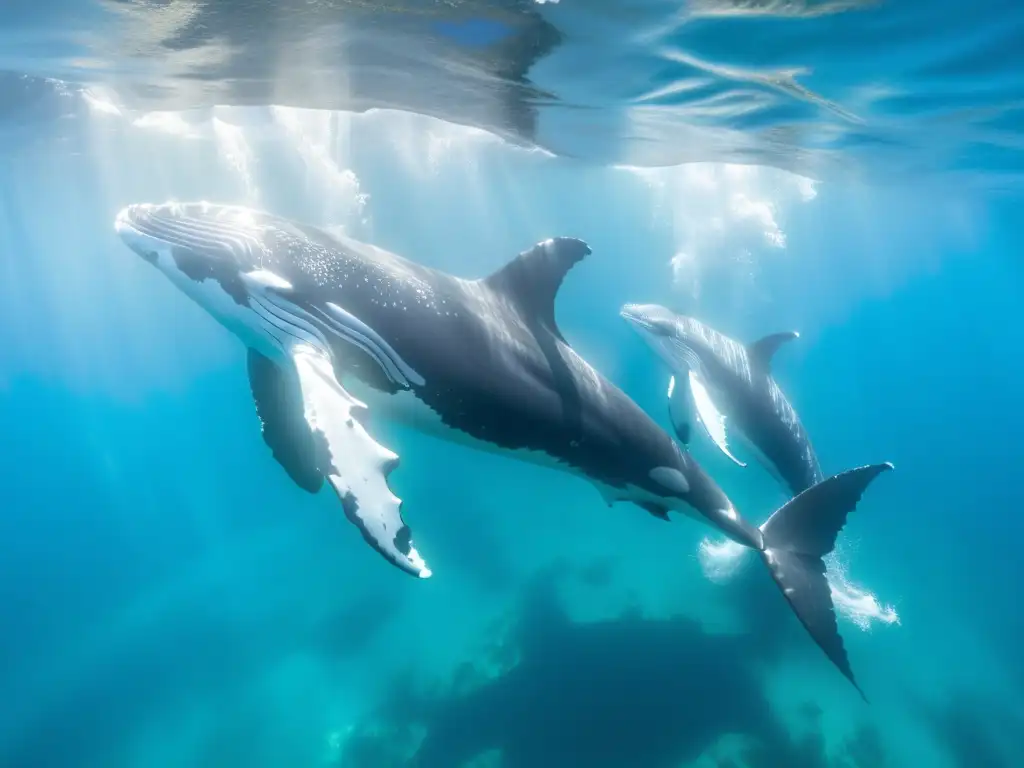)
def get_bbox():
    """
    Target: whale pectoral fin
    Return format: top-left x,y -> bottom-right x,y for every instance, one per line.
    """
639,502 -> 671,522
290,344 -> 432,579
247,349 -> 325,494
747,331 -> 800,373
667,375 -> 692,446
688,370 -> 747,468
